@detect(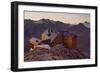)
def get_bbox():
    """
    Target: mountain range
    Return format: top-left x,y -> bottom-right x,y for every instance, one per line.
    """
24,18 -> 90,58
